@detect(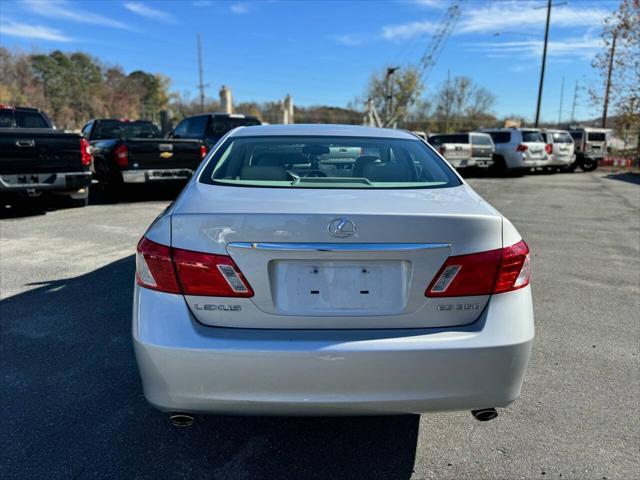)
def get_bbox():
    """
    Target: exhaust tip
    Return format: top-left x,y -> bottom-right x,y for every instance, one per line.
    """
471,408 -> 498,422
169,413 -> 194,428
